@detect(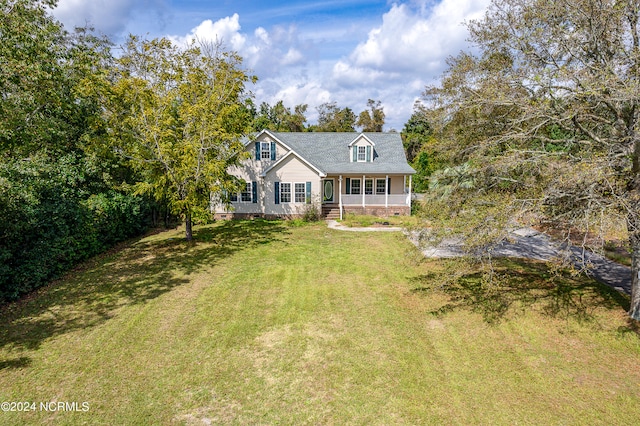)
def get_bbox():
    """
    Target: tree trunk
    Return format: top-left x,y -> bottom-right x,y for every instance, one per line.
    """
185,210 -> 193,241
629,218 -> 640,321
628,132 -> 640,320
